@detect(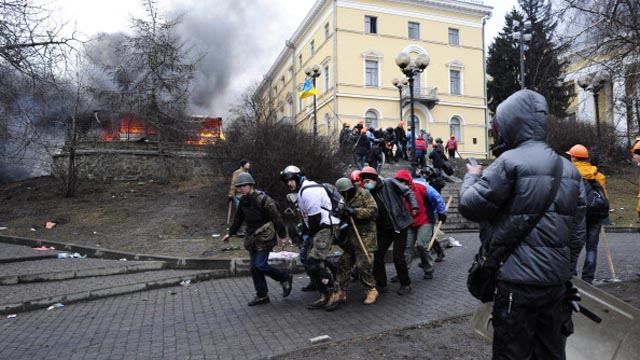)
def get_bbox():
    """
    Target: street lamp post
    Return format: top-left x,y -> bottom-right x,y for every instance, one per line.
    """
392,78 -> 408,124
305,65 -> 322,138
512,20 -> 532,89
578,71 -> 609,164
395,52 -> 430,171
